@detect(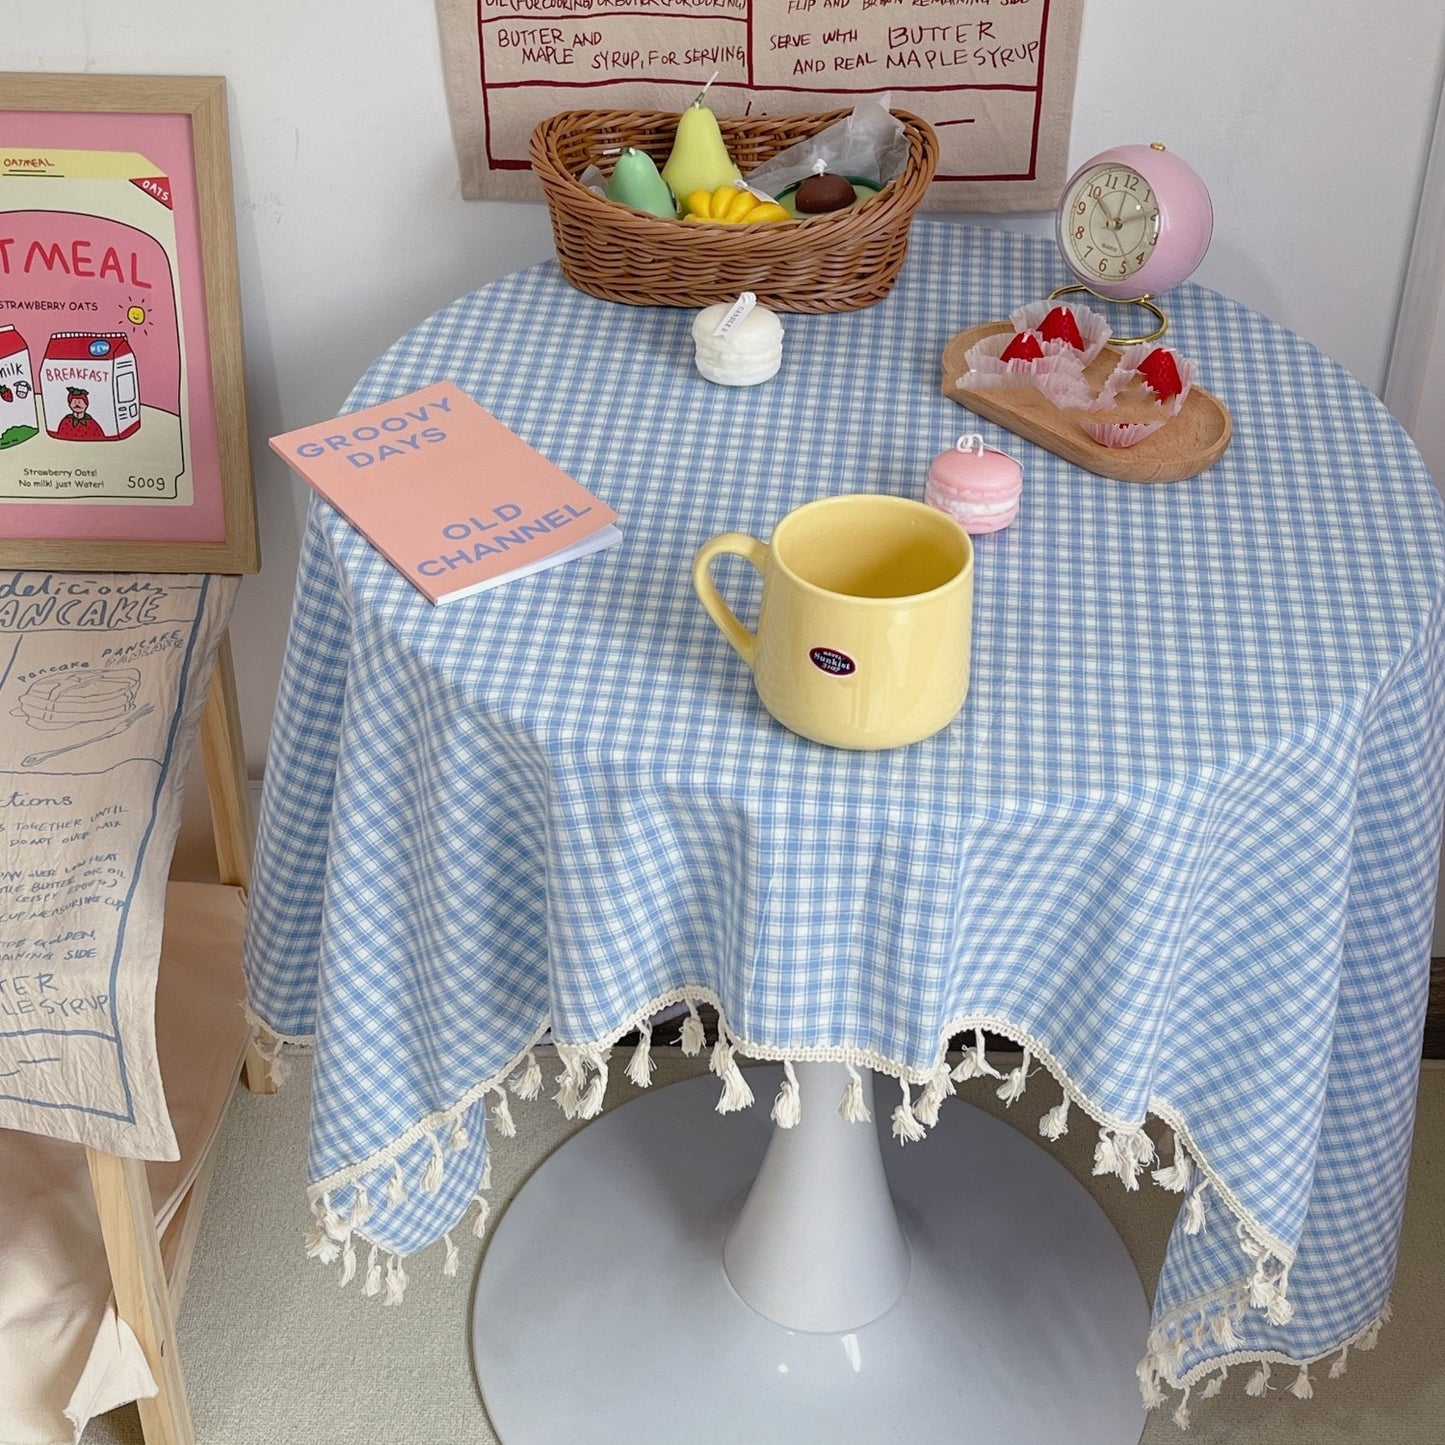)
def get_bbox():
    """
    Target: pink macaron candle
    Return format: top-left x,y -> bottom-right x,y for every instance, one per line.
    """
925,434 -> 1023,534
